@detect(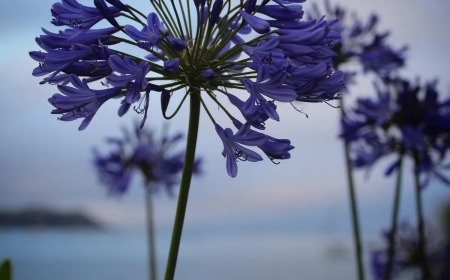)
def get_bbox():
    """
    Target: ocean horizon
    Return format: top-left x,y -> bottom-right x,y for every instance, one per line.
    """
0,228 -> 398,280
